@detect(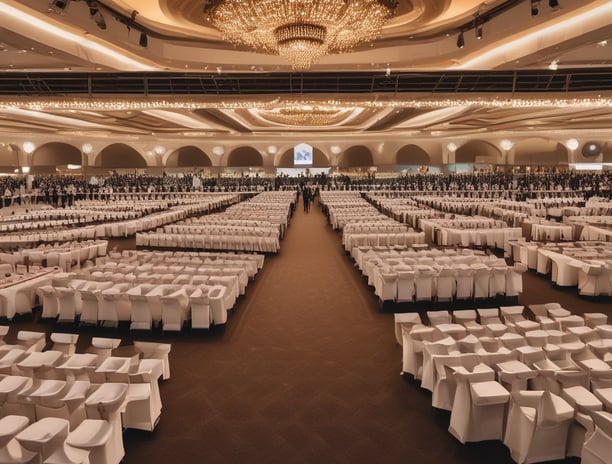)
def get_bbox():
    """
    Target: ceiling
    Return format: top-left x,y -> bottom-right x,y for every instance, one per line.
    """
0,0 -> 611,148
